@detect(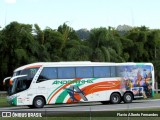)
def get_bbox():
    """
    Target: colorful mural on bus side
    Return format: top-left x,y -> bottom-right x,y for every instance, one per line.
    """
118,65 -> 152,98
